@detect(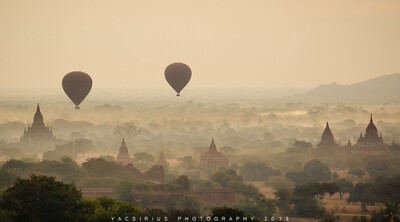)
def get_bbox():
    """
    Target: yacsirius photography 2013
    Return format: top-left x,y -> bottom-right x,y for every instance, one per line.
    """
110,215 -> 290,222
1,1 -> 400,222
